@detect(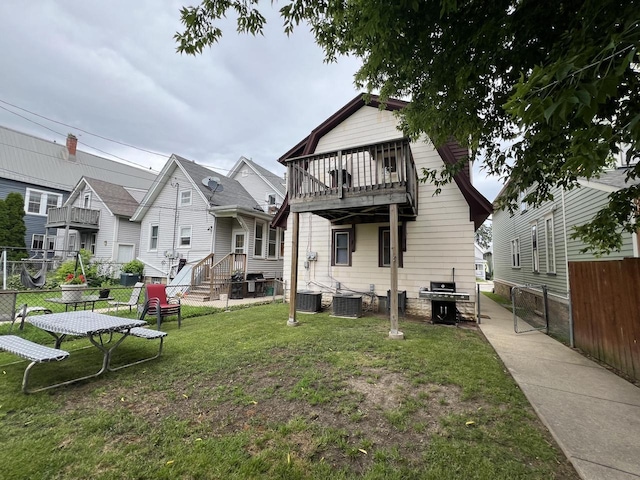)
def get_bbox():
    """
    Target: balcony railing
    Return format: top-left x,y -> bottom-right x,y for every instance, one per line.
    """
285,138 -> 418,221
46,206 -> 100,228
